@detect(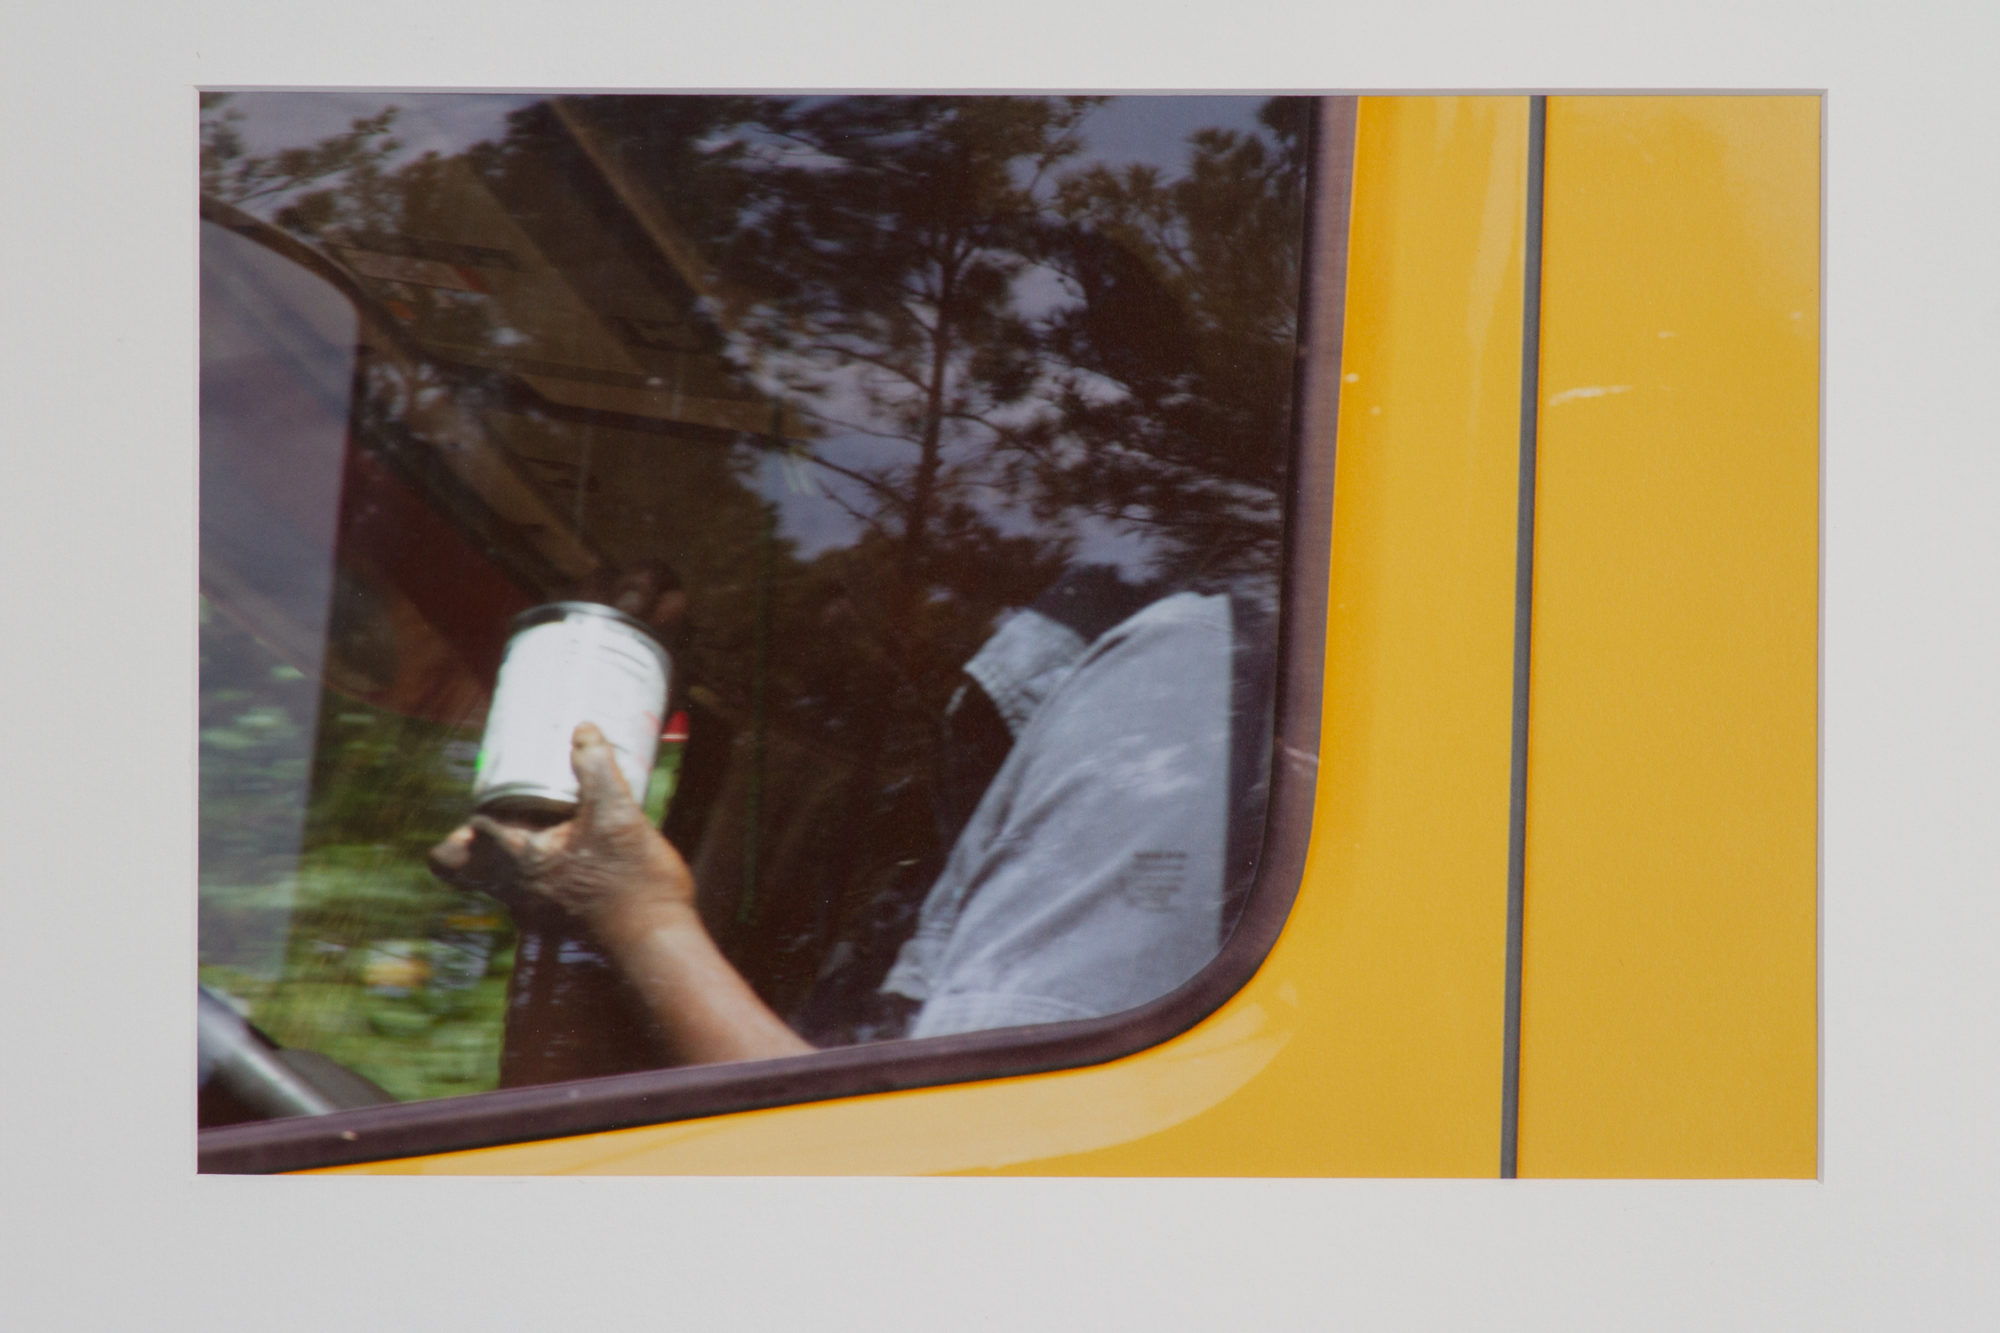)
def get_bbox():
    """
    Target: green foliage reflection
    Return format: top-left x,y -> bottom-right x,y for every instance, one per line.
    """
200,600 -> 514,1101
